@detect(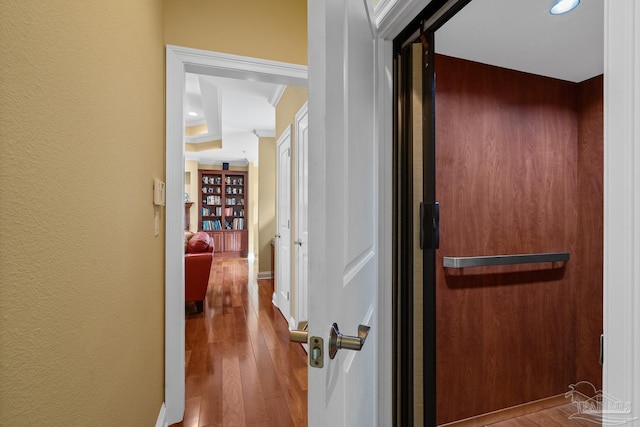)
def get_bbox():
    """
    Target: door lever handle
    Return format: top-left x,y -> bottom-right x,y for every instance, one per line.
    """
328,323 -> 370,359
289,321 -> 309,343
